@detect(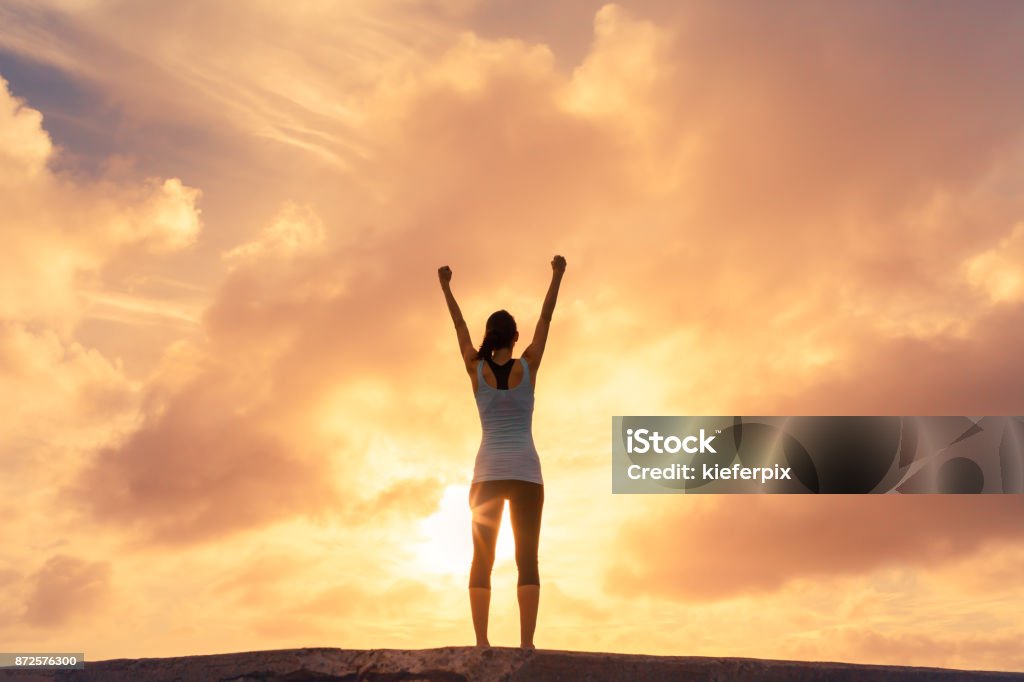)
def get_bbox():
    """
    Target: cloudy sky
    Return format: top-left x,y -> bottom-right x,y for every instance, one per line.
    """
1,0 -> 1023,671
